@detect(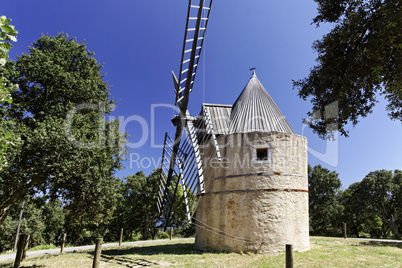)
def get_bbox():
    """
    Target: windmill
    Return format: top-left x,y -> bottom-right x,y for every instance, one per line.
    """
157,0 -> 310,254
157,0 -> 216,230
